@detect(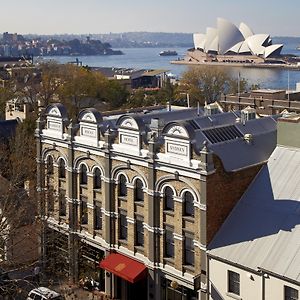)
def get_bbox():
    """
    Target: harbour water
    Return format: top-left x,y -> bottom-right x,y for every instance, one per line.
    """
44,42 -> 300,90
